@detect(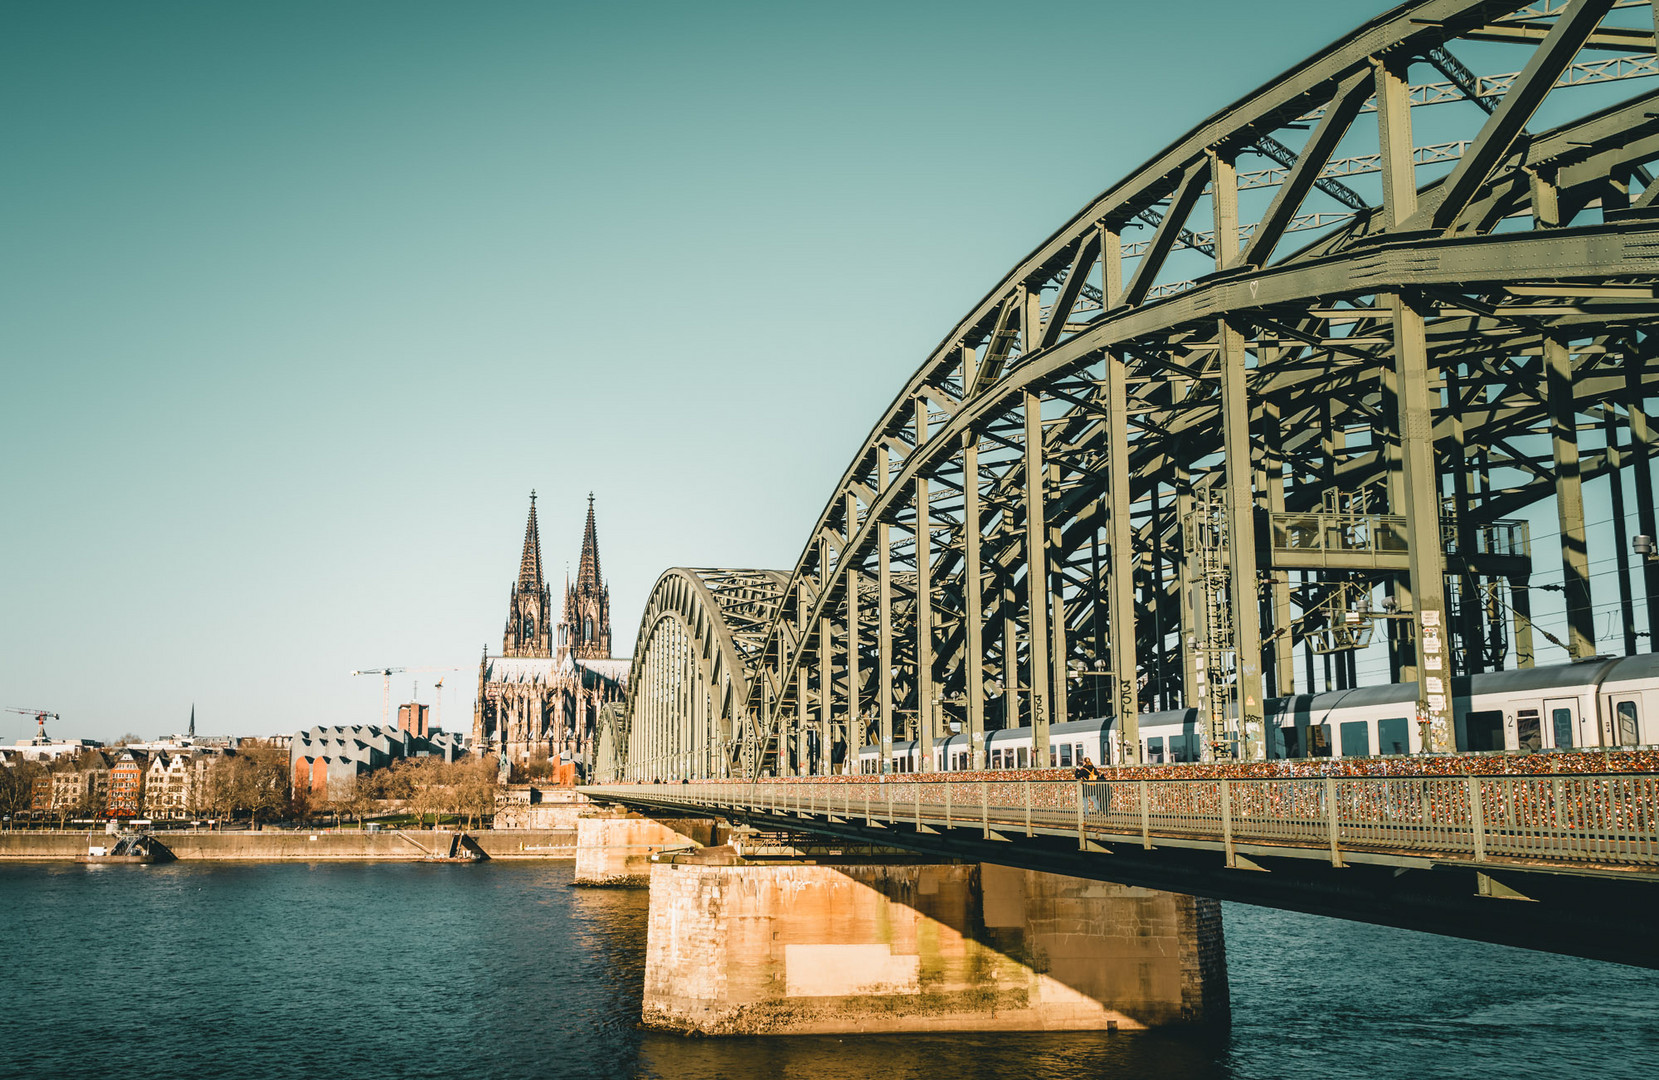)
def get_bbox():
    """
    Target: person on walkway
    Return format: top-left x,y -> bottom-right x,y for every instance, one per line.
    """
1077,757 -> 1109,814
